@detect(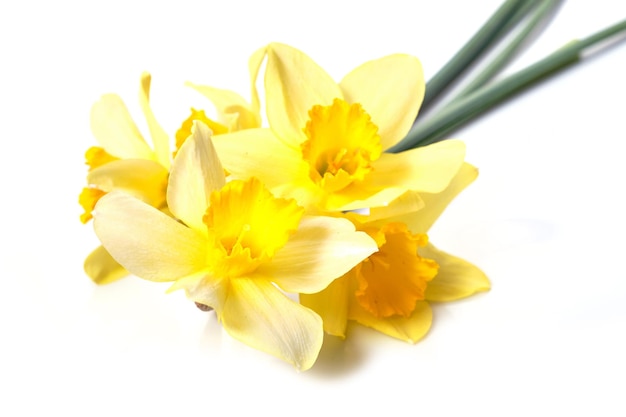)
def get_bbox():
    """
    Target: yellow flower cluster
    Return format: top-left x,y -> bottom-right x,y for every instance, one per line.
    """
80,43 -> 490,370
